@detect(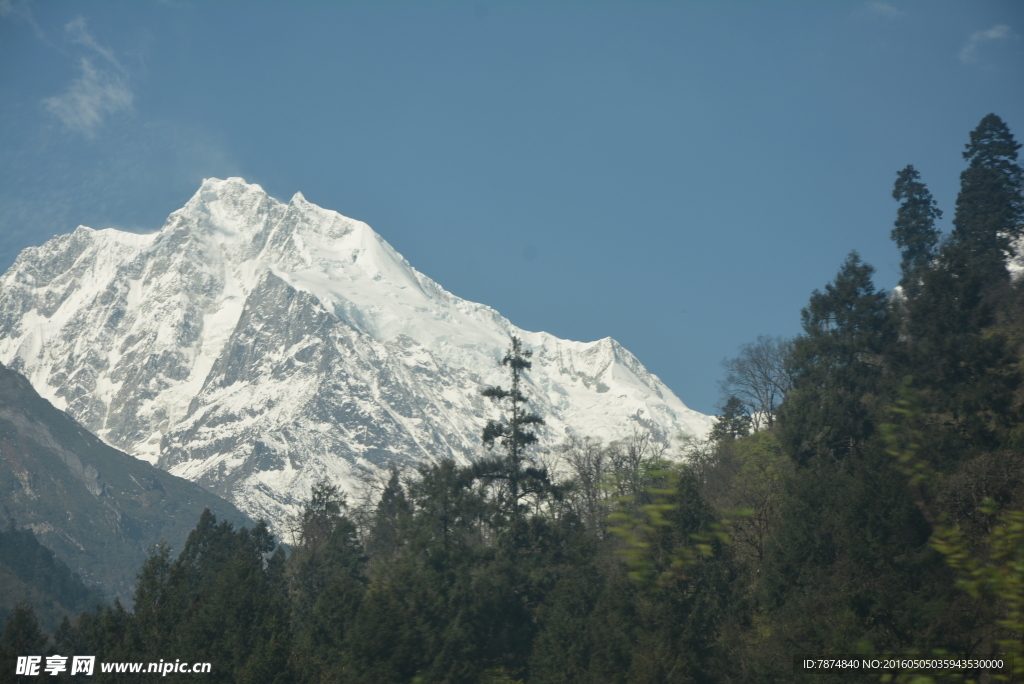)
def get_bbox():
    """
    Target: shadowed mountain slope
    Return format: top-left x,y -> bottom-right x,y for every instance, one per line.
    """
0,362 -> 253,601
